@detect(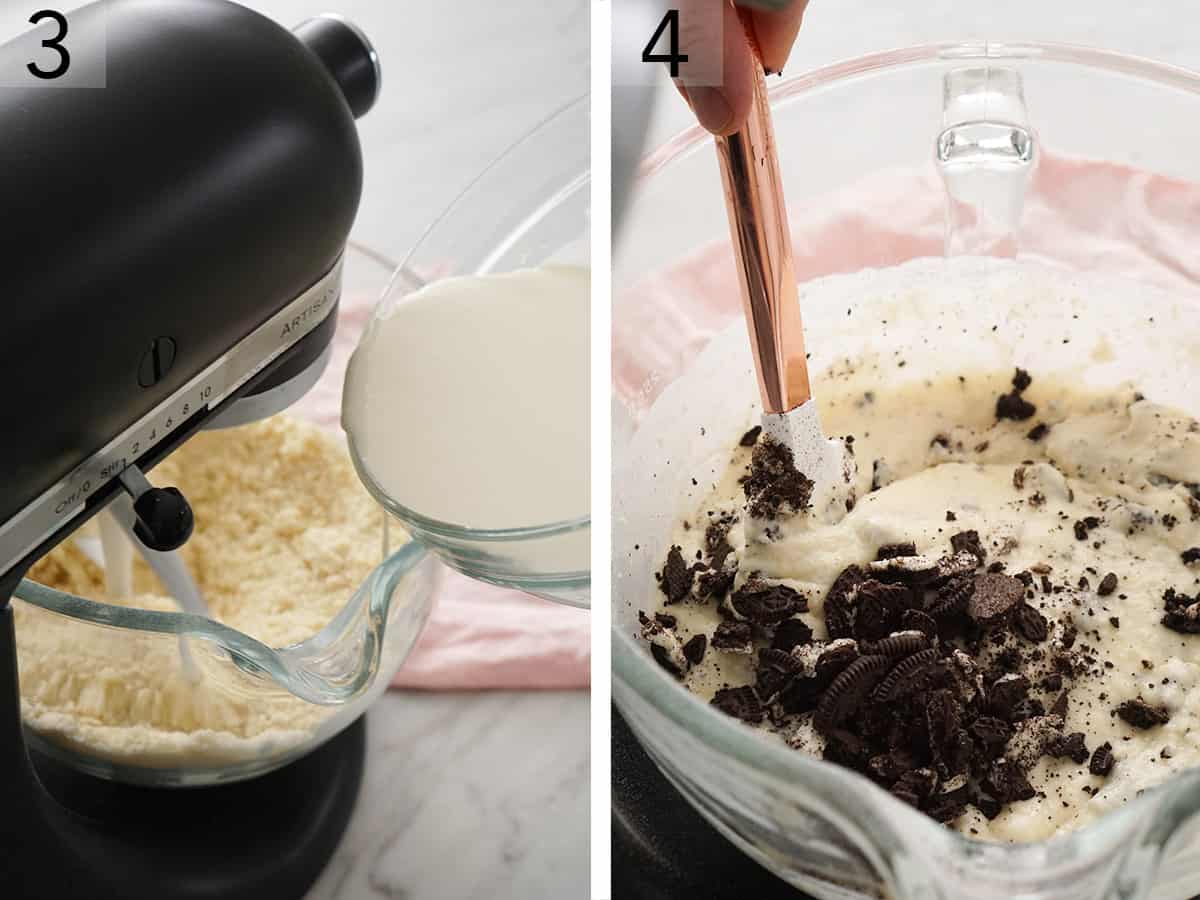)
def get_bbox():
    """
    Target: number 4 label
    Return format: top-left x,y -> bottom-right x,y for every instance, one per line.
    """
642,10 -> 688,78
